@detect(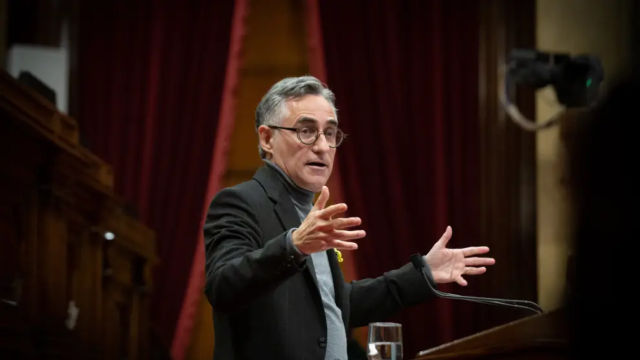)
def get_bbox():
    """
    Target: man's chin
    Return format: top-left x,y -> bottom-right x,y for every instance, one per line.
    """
301,182 -> 325,193
300,177 -> 329,193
